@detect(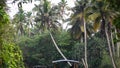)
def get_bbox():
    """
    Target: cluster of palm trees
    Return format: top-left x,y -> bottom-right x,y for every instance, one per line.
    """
11,0 -> 120,68
69,0 -> 120,68
12,0 -> 73,66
